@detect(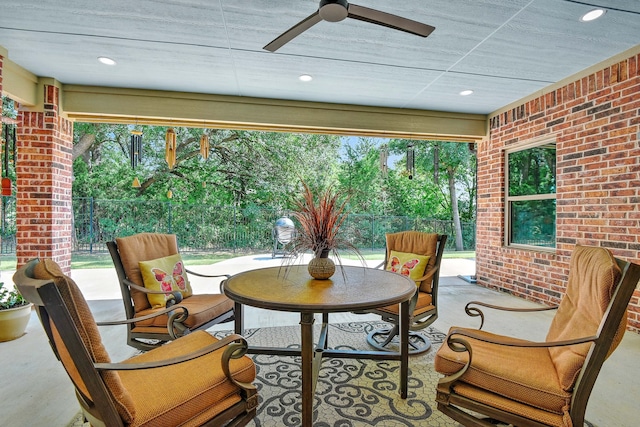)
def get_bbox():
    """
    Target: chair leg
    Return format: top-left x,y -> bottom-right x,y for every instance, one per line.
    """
367,325 -> 432,354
